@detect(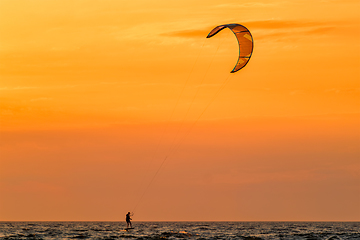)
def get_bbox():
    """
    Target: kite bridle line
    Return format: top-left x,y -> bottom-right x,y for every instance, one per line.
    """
166,33 -> 227,155
131,37 -> 208,214
130,24 -> 249,216
131,33 -> 229,214
132,73 -> 232,215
